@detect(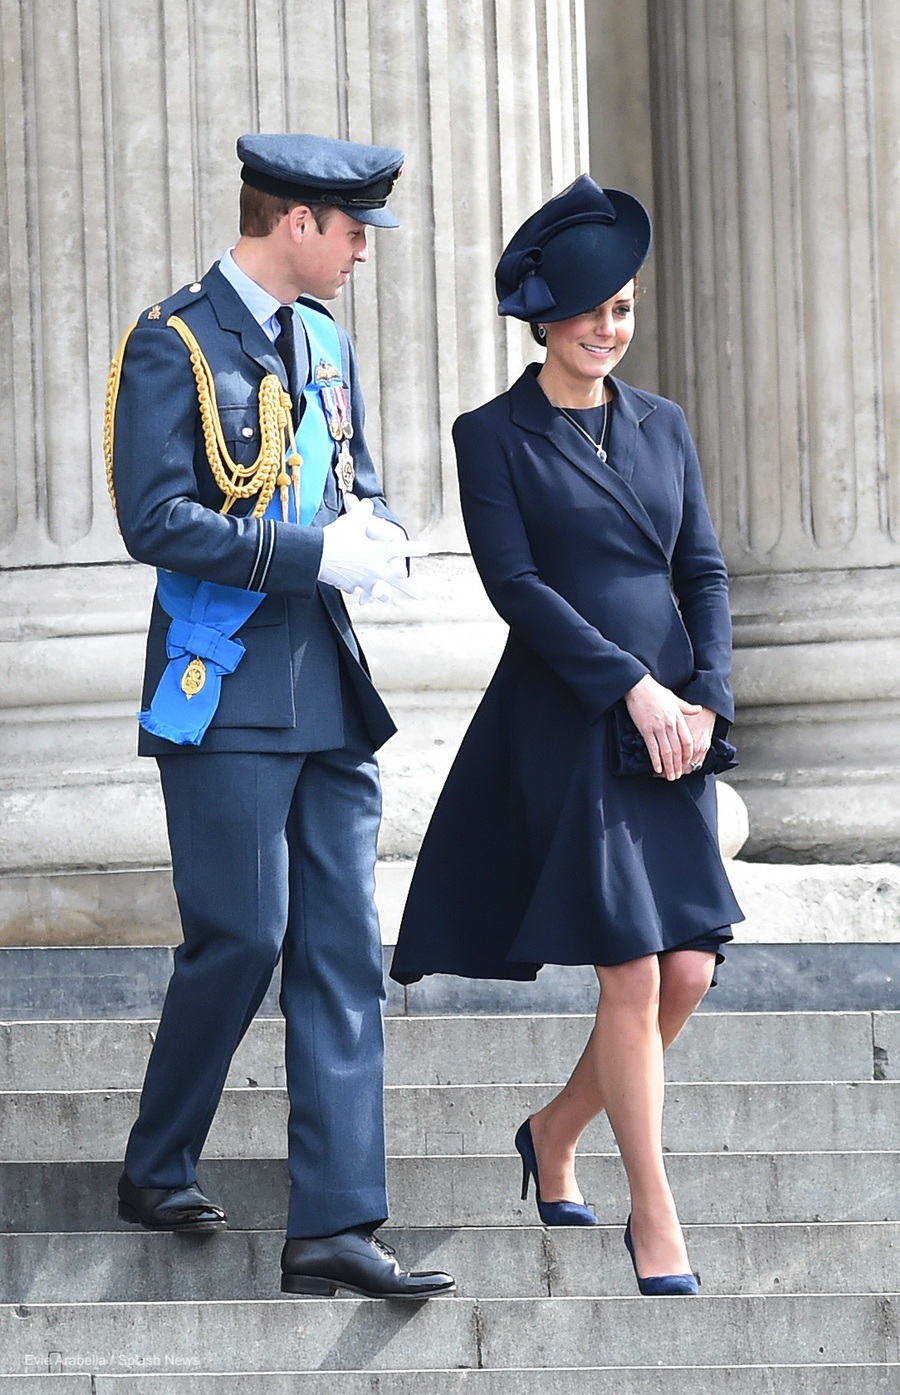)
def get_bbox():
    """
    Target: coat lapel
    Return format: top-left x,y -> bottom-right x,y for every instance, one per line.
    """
203,264 -> 311,392
510,365 -> 666,557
